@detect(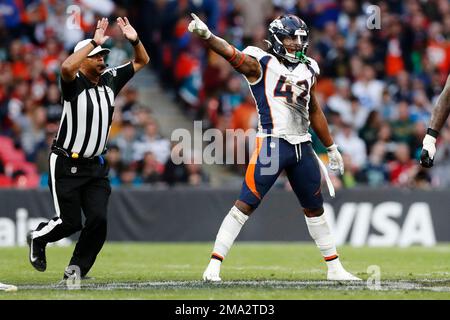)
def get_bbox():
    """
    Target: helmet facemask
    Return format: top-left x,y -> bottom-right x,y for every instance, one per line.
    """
276,31 -> 309,64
